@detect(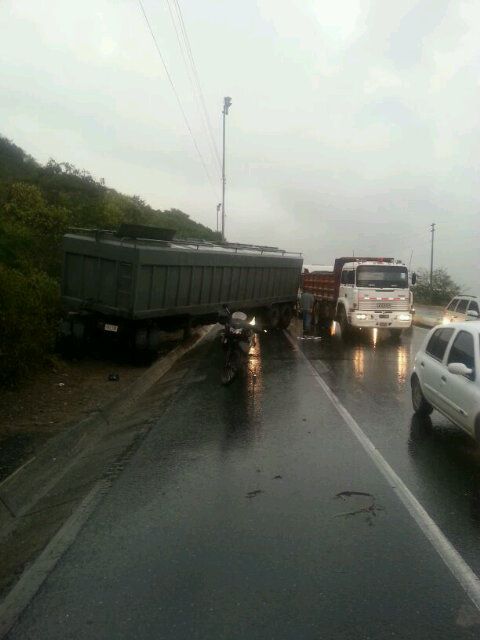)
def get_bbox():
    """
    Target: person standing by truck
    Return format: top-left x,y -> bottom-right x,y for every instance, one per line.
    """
300,288 -> 315,334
